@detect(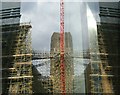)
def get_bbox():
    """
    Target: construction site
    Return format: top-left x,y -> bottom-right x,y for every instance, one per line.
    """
0,0 -> 120,95
1,4 -> 32,94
